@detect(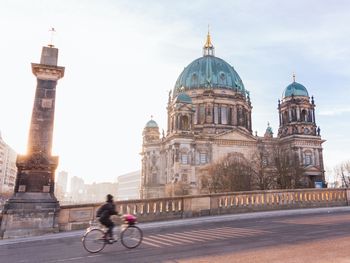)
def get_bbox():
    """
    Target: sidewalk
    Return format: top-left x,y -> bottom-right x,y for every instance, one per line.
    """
1,206 -> 349,246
